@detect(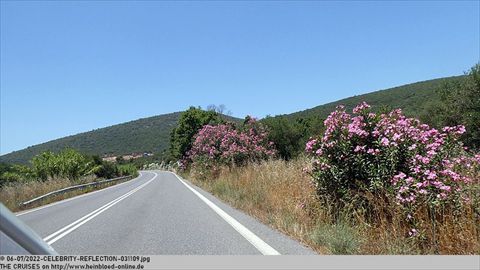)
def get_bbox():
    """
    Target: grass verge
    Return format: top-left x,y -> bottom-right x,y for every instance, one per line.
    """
182,157 -> 480,254
0,175 -> 134,212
